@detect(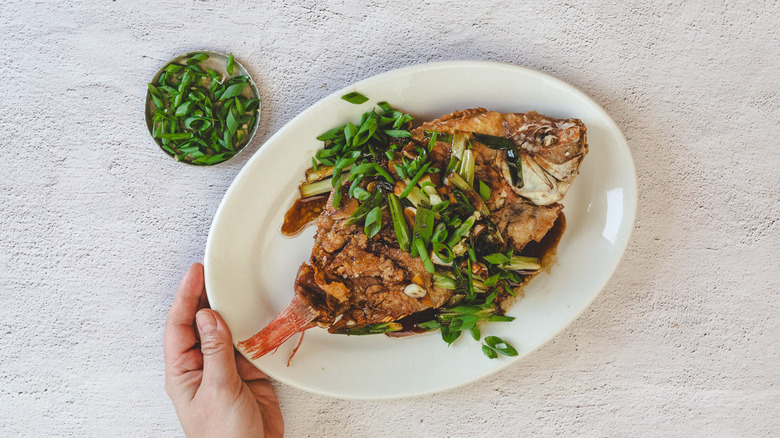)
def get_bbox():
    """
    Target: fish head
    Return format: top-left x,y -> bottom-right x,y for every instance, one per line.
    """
509,119 -> 588,205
